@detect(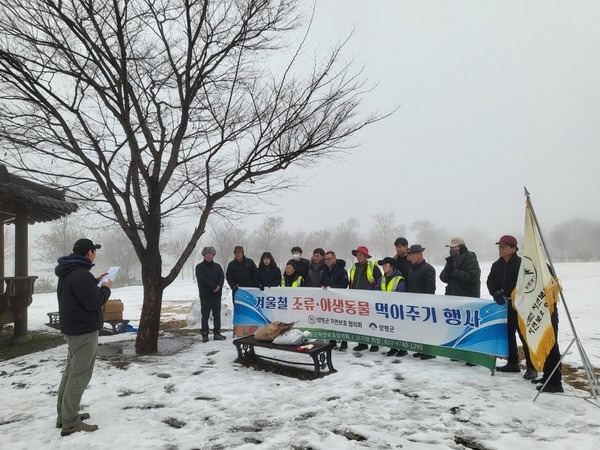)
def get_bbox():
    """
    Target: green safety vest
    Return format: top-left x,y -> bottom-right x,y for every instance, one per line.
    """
349,260 -> 377,287
380,275 -> 404,292
281,275 -> 304,287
